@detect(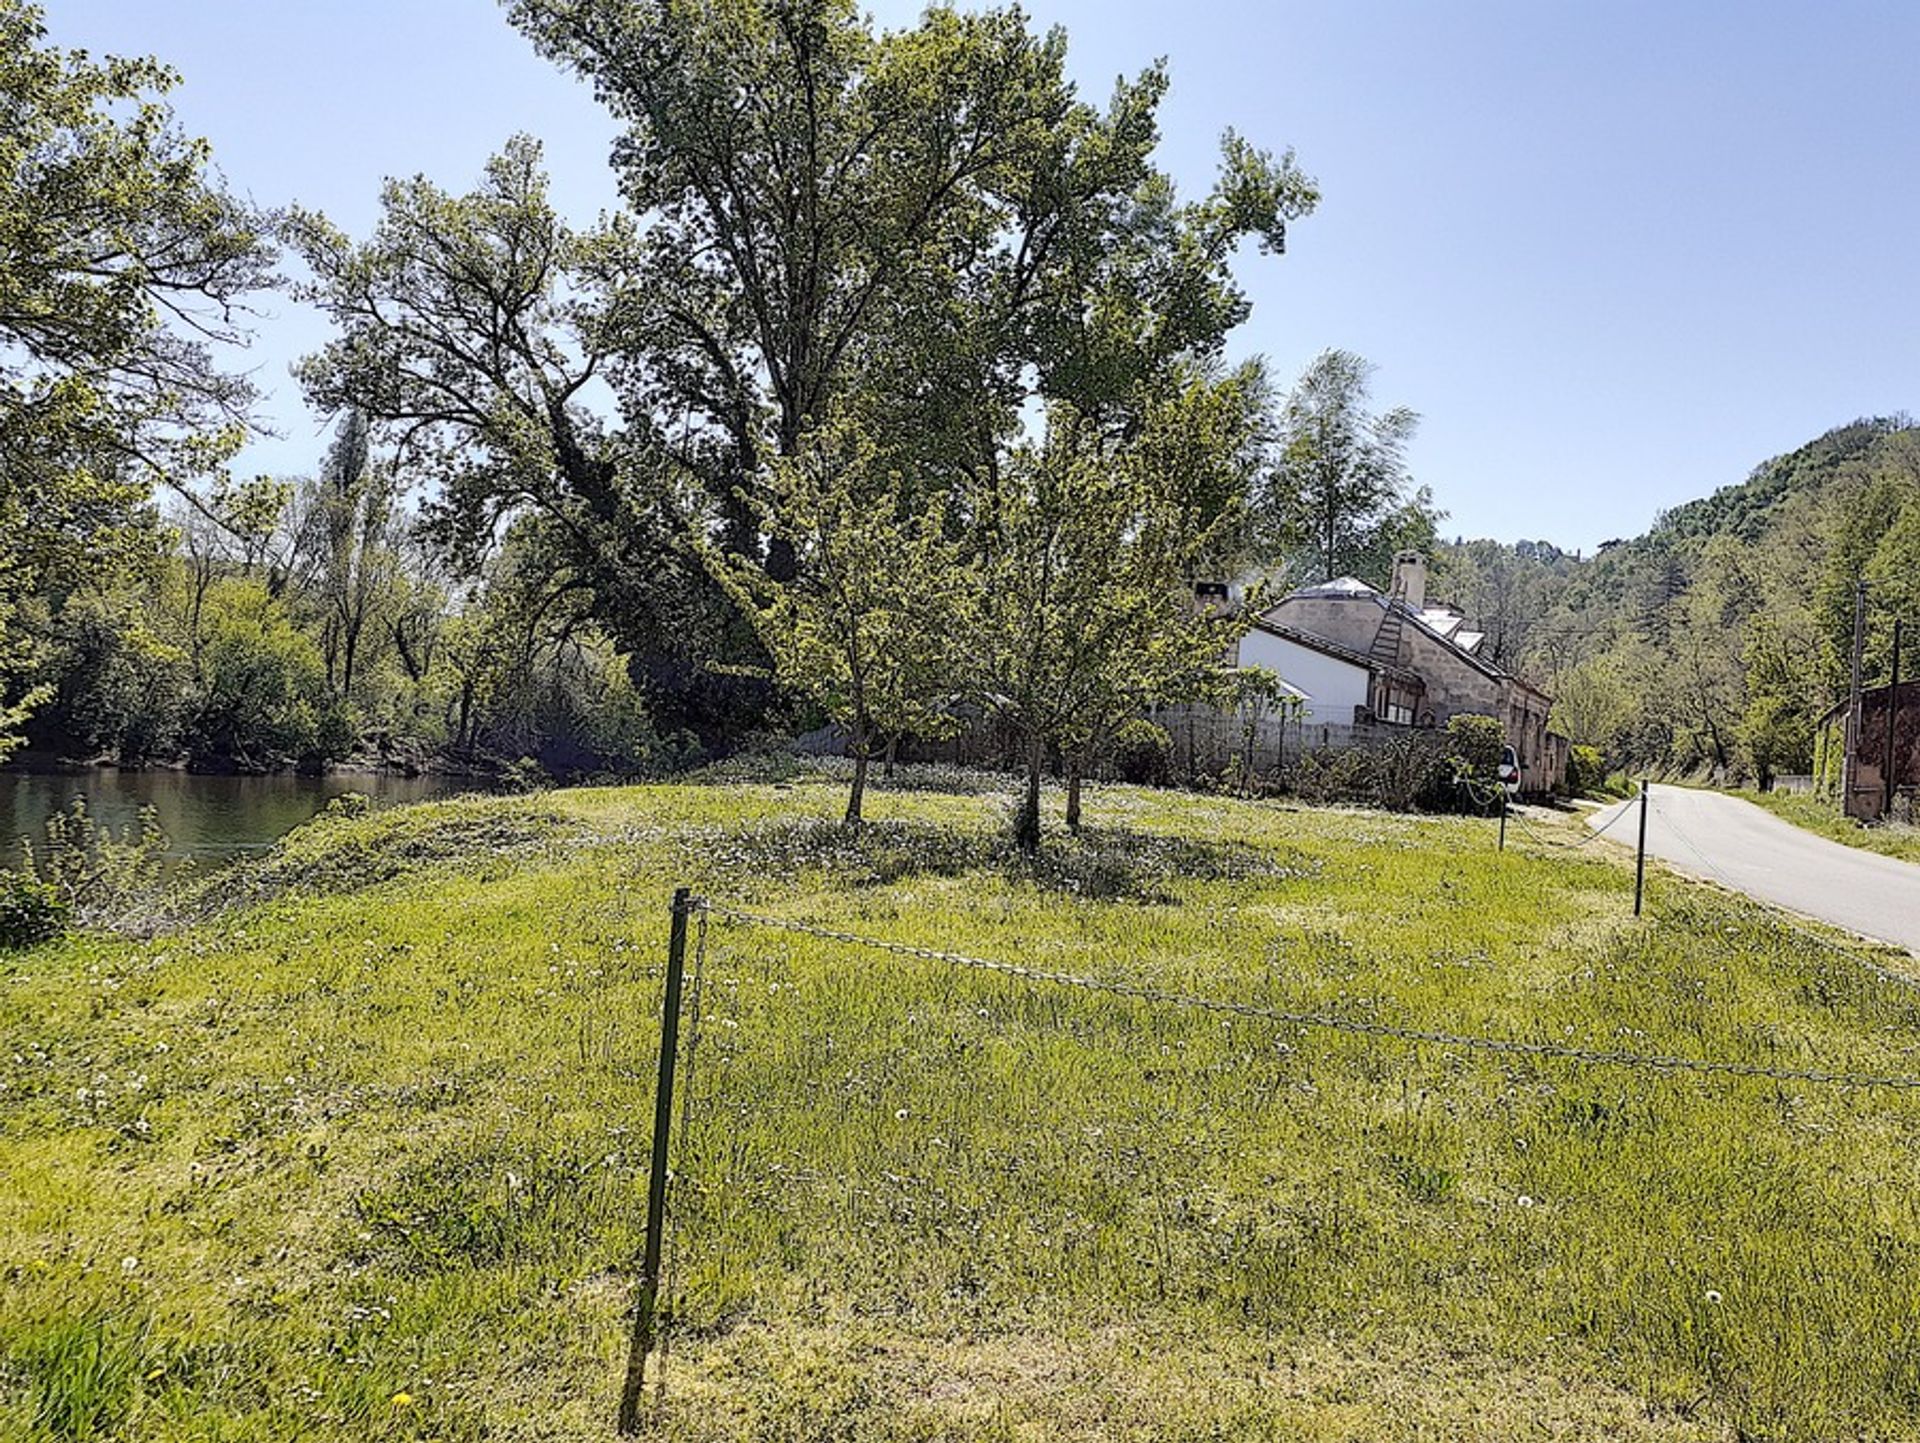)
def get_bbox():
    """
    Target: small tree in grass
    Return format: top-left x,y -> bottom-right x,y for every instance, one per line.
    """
702,420 -> 969,826
1228,665 -> 1298,795
966,390 -> 1253,850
